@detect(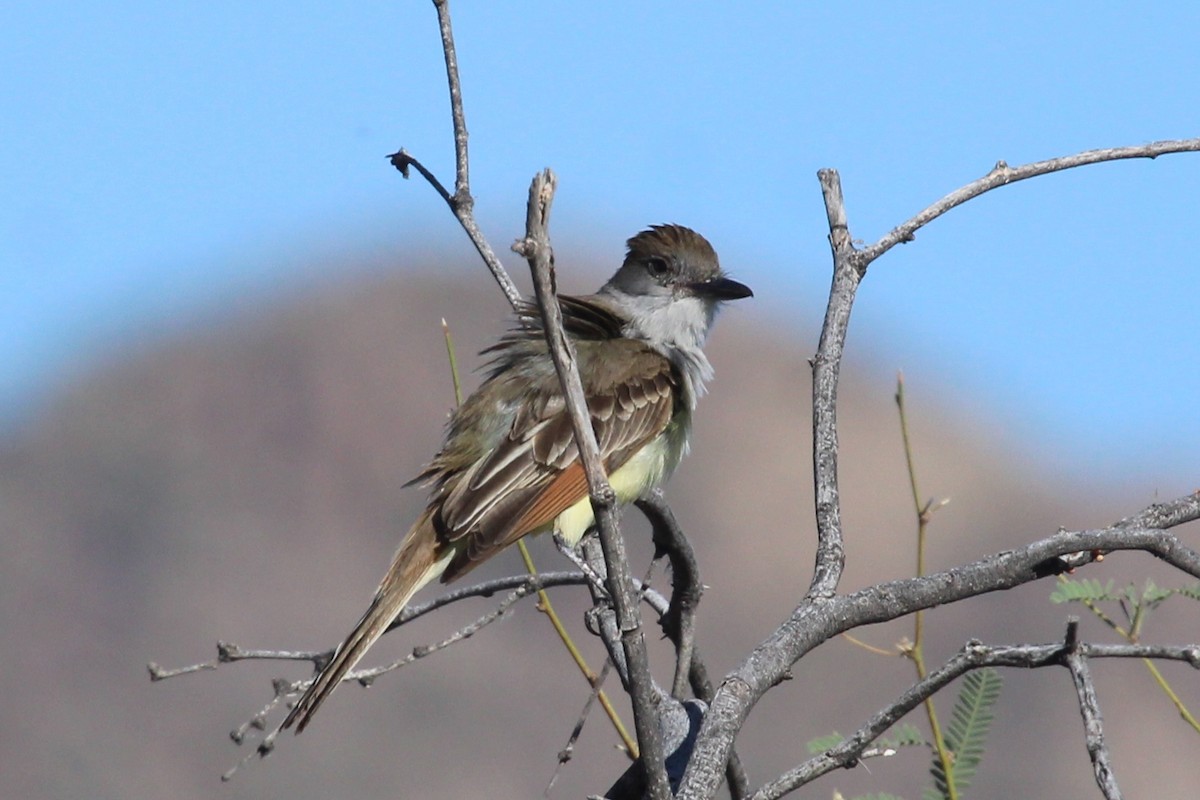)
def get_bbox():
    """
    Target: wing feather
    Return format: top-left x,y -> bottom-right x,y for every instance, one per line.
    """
439,340 -> 678,582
